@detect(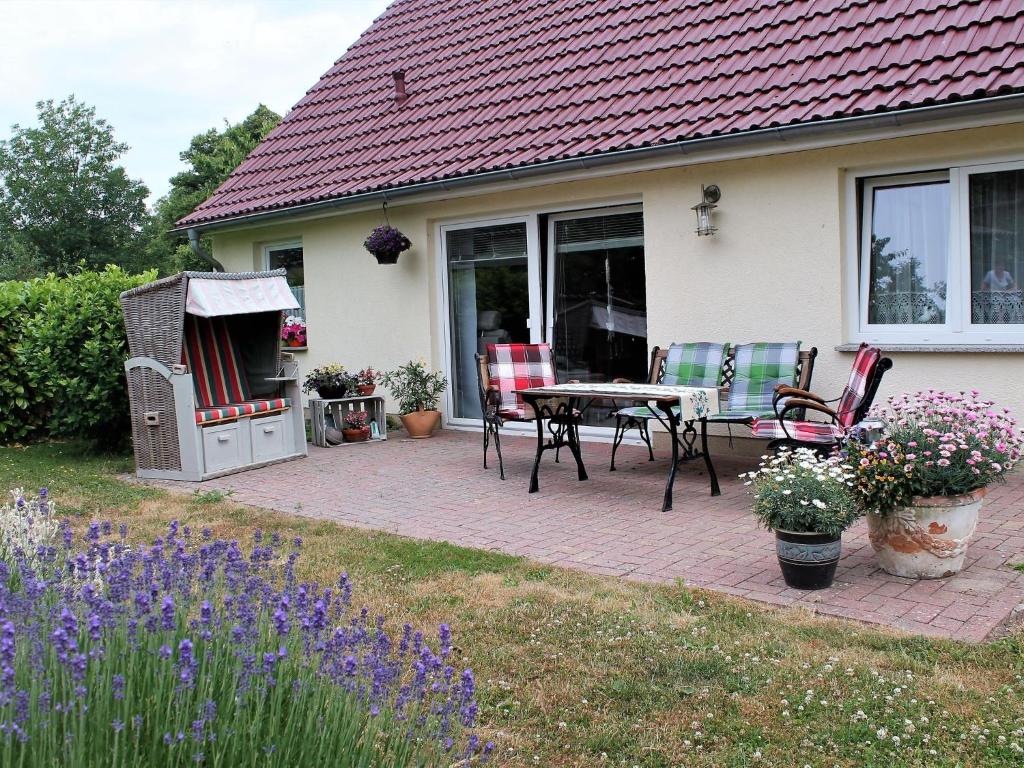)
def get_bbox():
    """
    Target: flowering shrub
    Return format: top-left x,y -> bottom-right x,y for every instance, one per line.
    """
0,488 -> 58,570
302,364 -> 355,395
847,390 -> 1024,515
281,315 -> 306,346
380,361 -> 447,414
743,448 -> 860,537
0,507 -> 490,766
344,411 -> 370,430
363,226 -> 411,260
